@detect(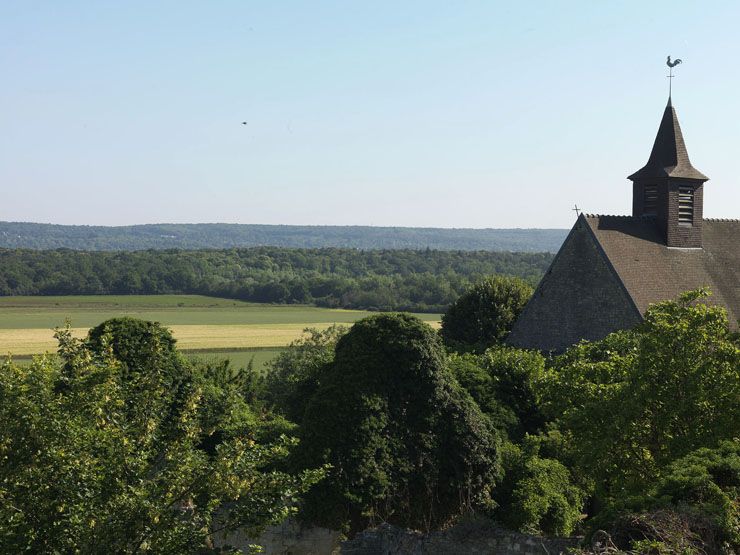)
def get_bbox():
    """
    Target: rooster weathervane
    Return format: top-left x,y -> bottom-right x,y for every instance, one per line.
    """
666,55 -> 682,97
